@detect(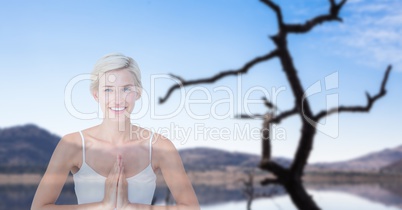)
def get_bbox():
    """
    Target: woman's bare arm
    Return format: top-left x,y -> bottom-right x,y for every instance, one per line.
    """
31,134 -> 113,210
